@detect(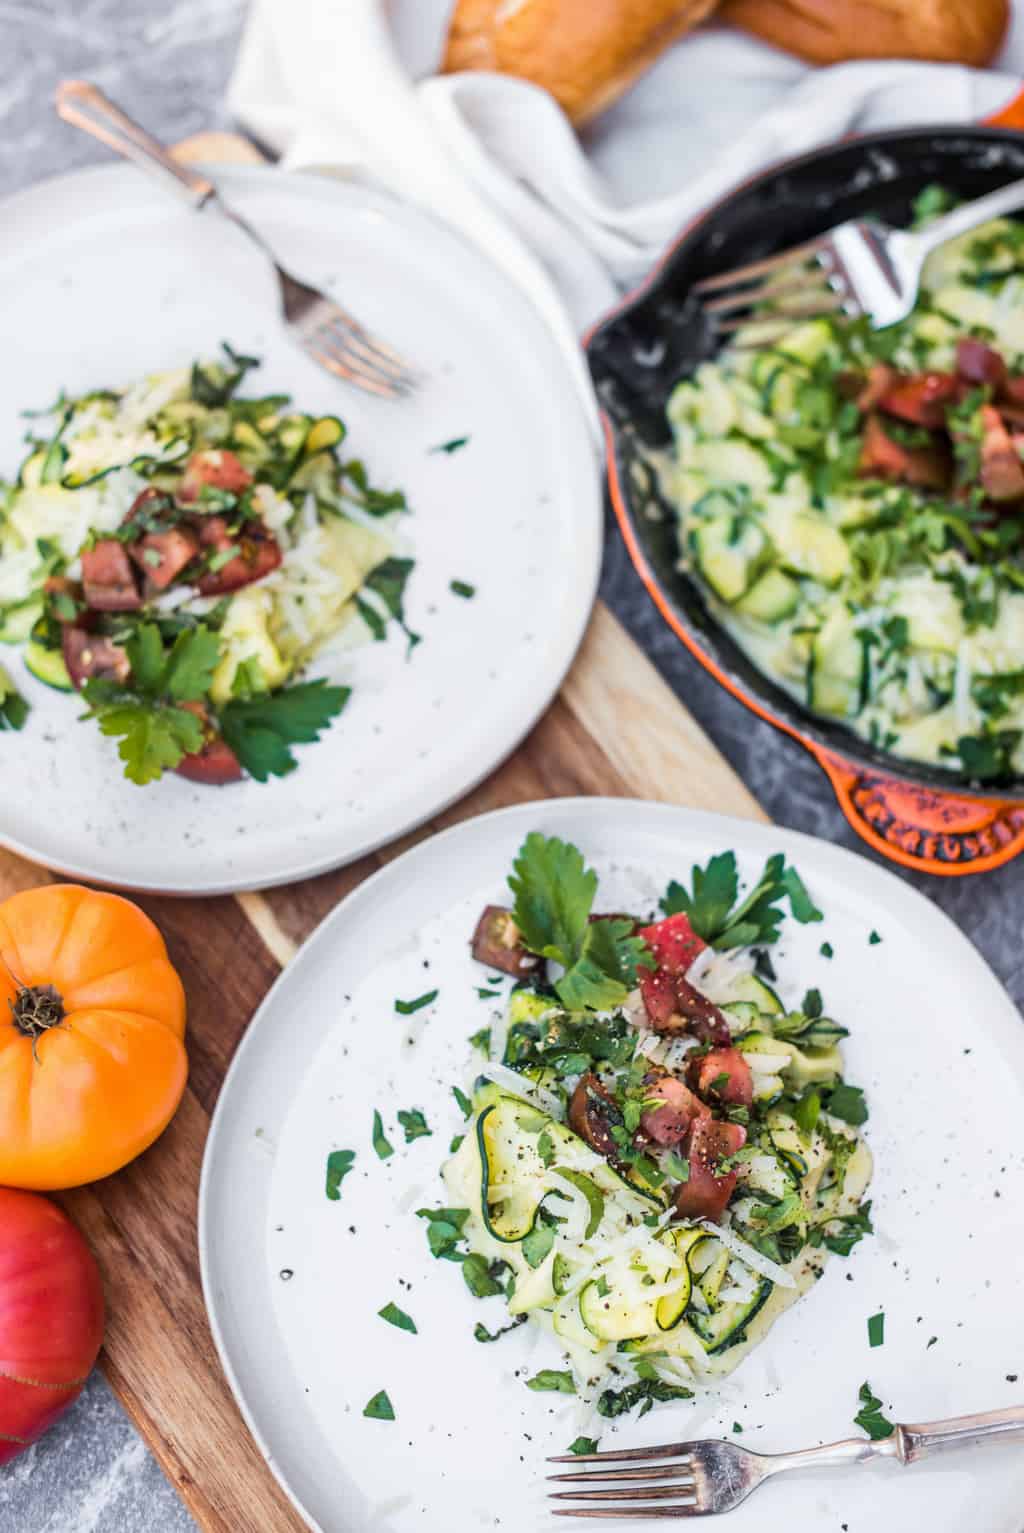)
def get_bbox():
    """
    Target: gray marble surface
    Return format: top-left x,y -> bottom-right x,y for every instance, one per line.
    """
2,5 -> 1023,1531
